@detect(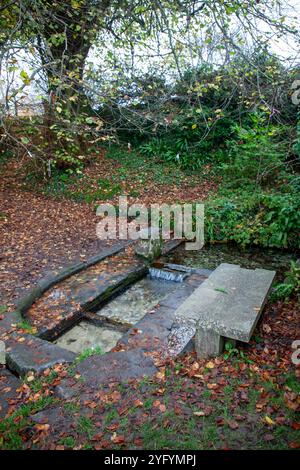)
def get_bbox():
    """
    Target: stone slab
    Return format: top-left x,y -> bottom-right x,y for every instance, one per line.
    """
30,262 -> 148,340
195,326 -> 225,358
16,242 -> 128,315
159,283 -> 196,309
174,263 -> 276,343
56,348 -> 157,399
6,334 -> 76,376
